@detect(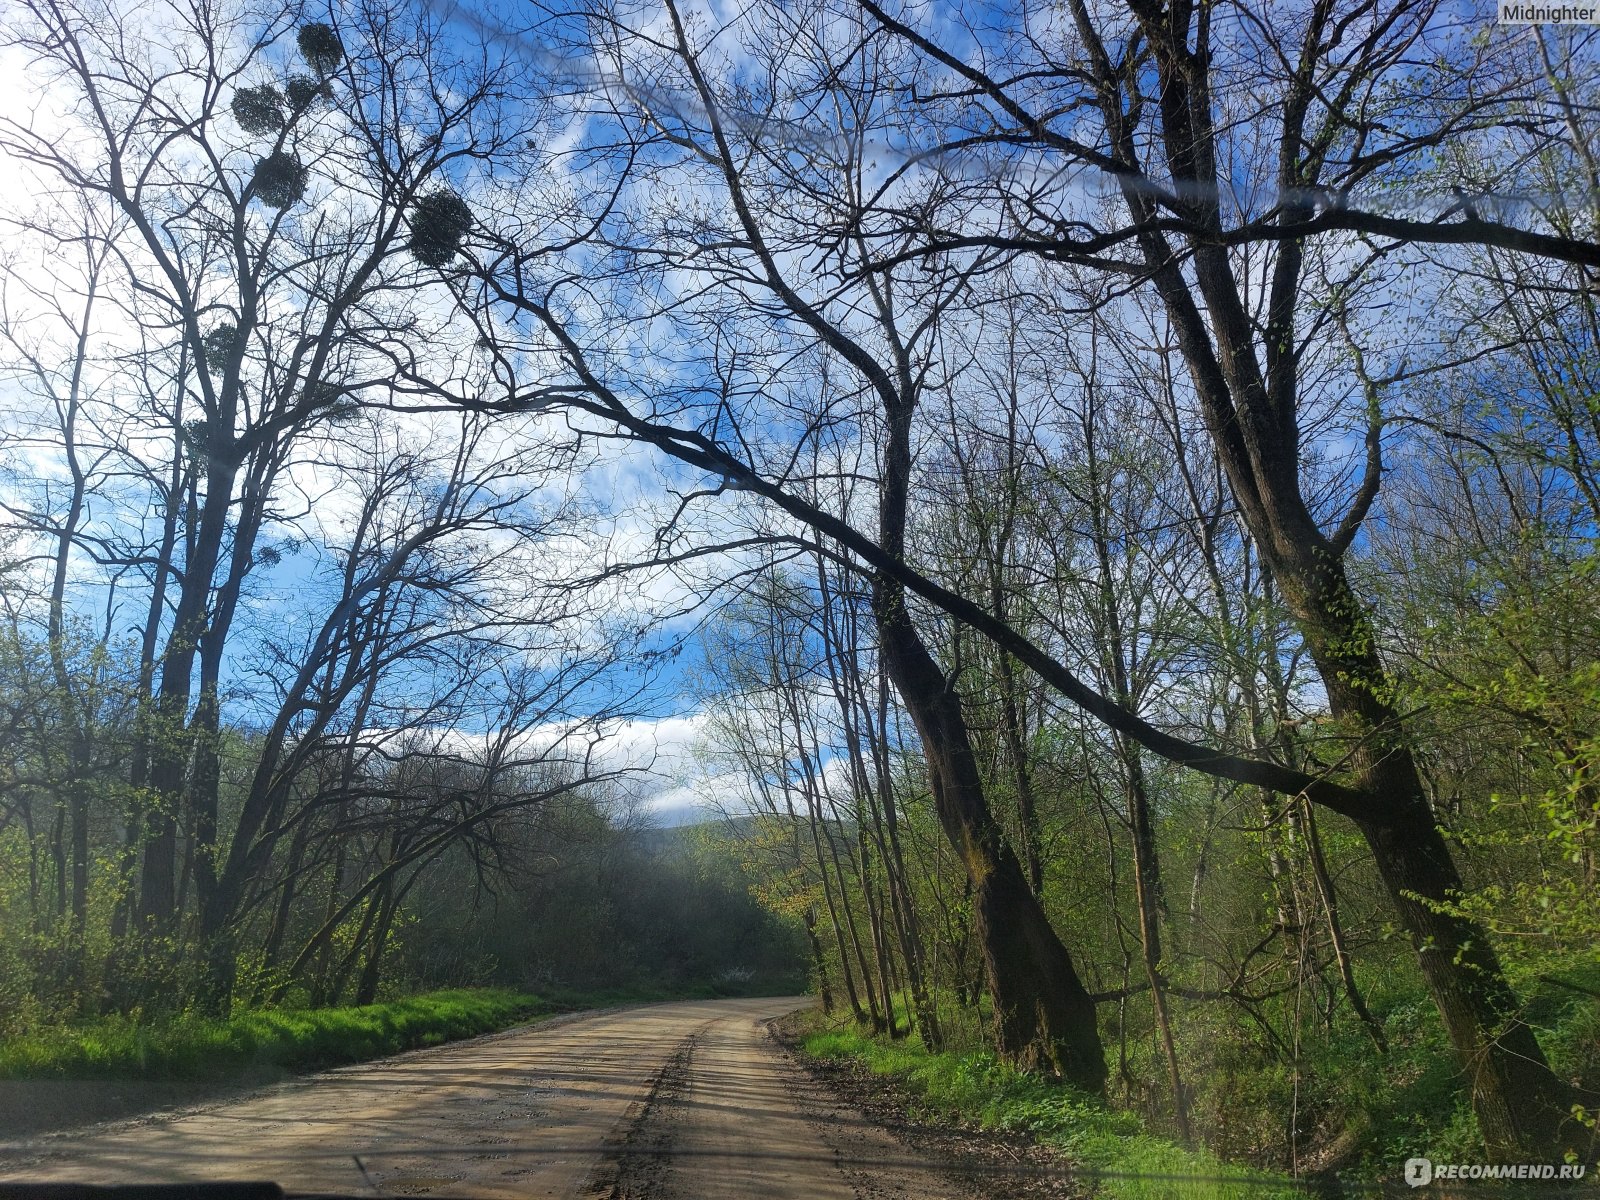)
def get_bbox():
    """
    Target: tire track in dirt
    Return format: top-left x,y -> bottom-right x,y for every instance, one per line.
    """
584,1034 -> 699,1200
590,1007 -> 1069,1200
